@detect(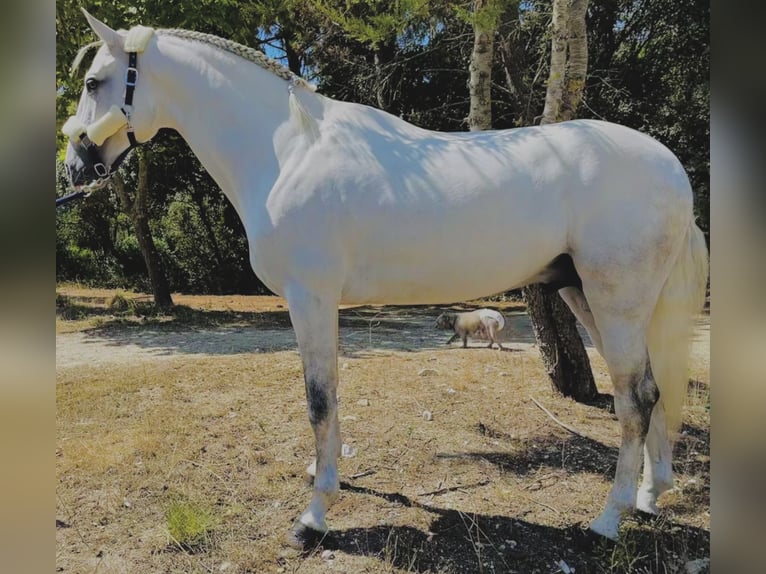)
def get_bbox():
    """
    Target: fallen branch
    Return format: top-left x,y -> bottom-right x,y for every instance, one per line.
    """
418,479 -> 489,497
349,469 -> 376,480
529,396 -> 589,439
521,494 -> 562,515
